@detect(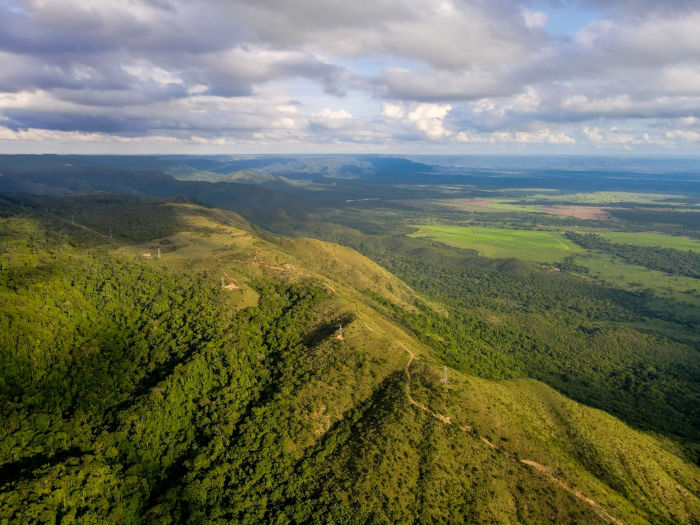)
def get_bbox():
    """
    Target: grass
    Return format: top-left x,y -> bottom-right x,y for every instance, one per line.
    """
401,359 -> 700,525
573,251 -> 700,314
575,252 -> 700,303
427,192 -> 691,208
116,203 -> 435,314
517,192 -> 689,205
409,224 -> 581,262
3,196 -> 699,524
444,371 -> 700,524
594,231 -> 700,252
424,199 -> 541,213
